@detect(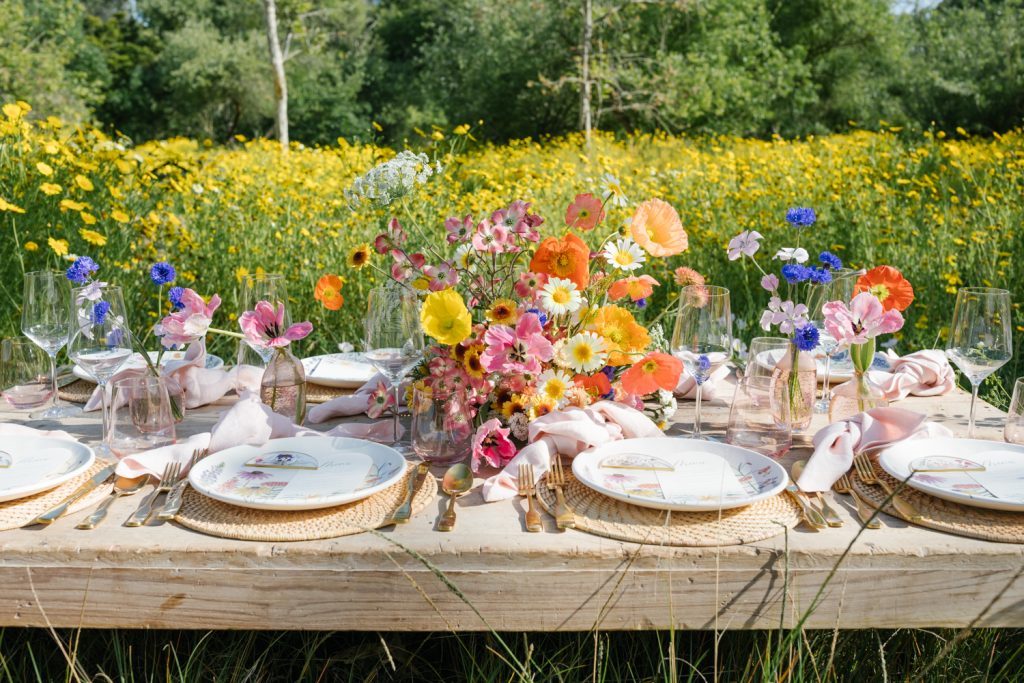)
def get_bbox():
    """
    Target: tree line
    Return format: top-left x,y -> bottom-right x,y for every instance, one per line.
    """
1,0 -> 1021,145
